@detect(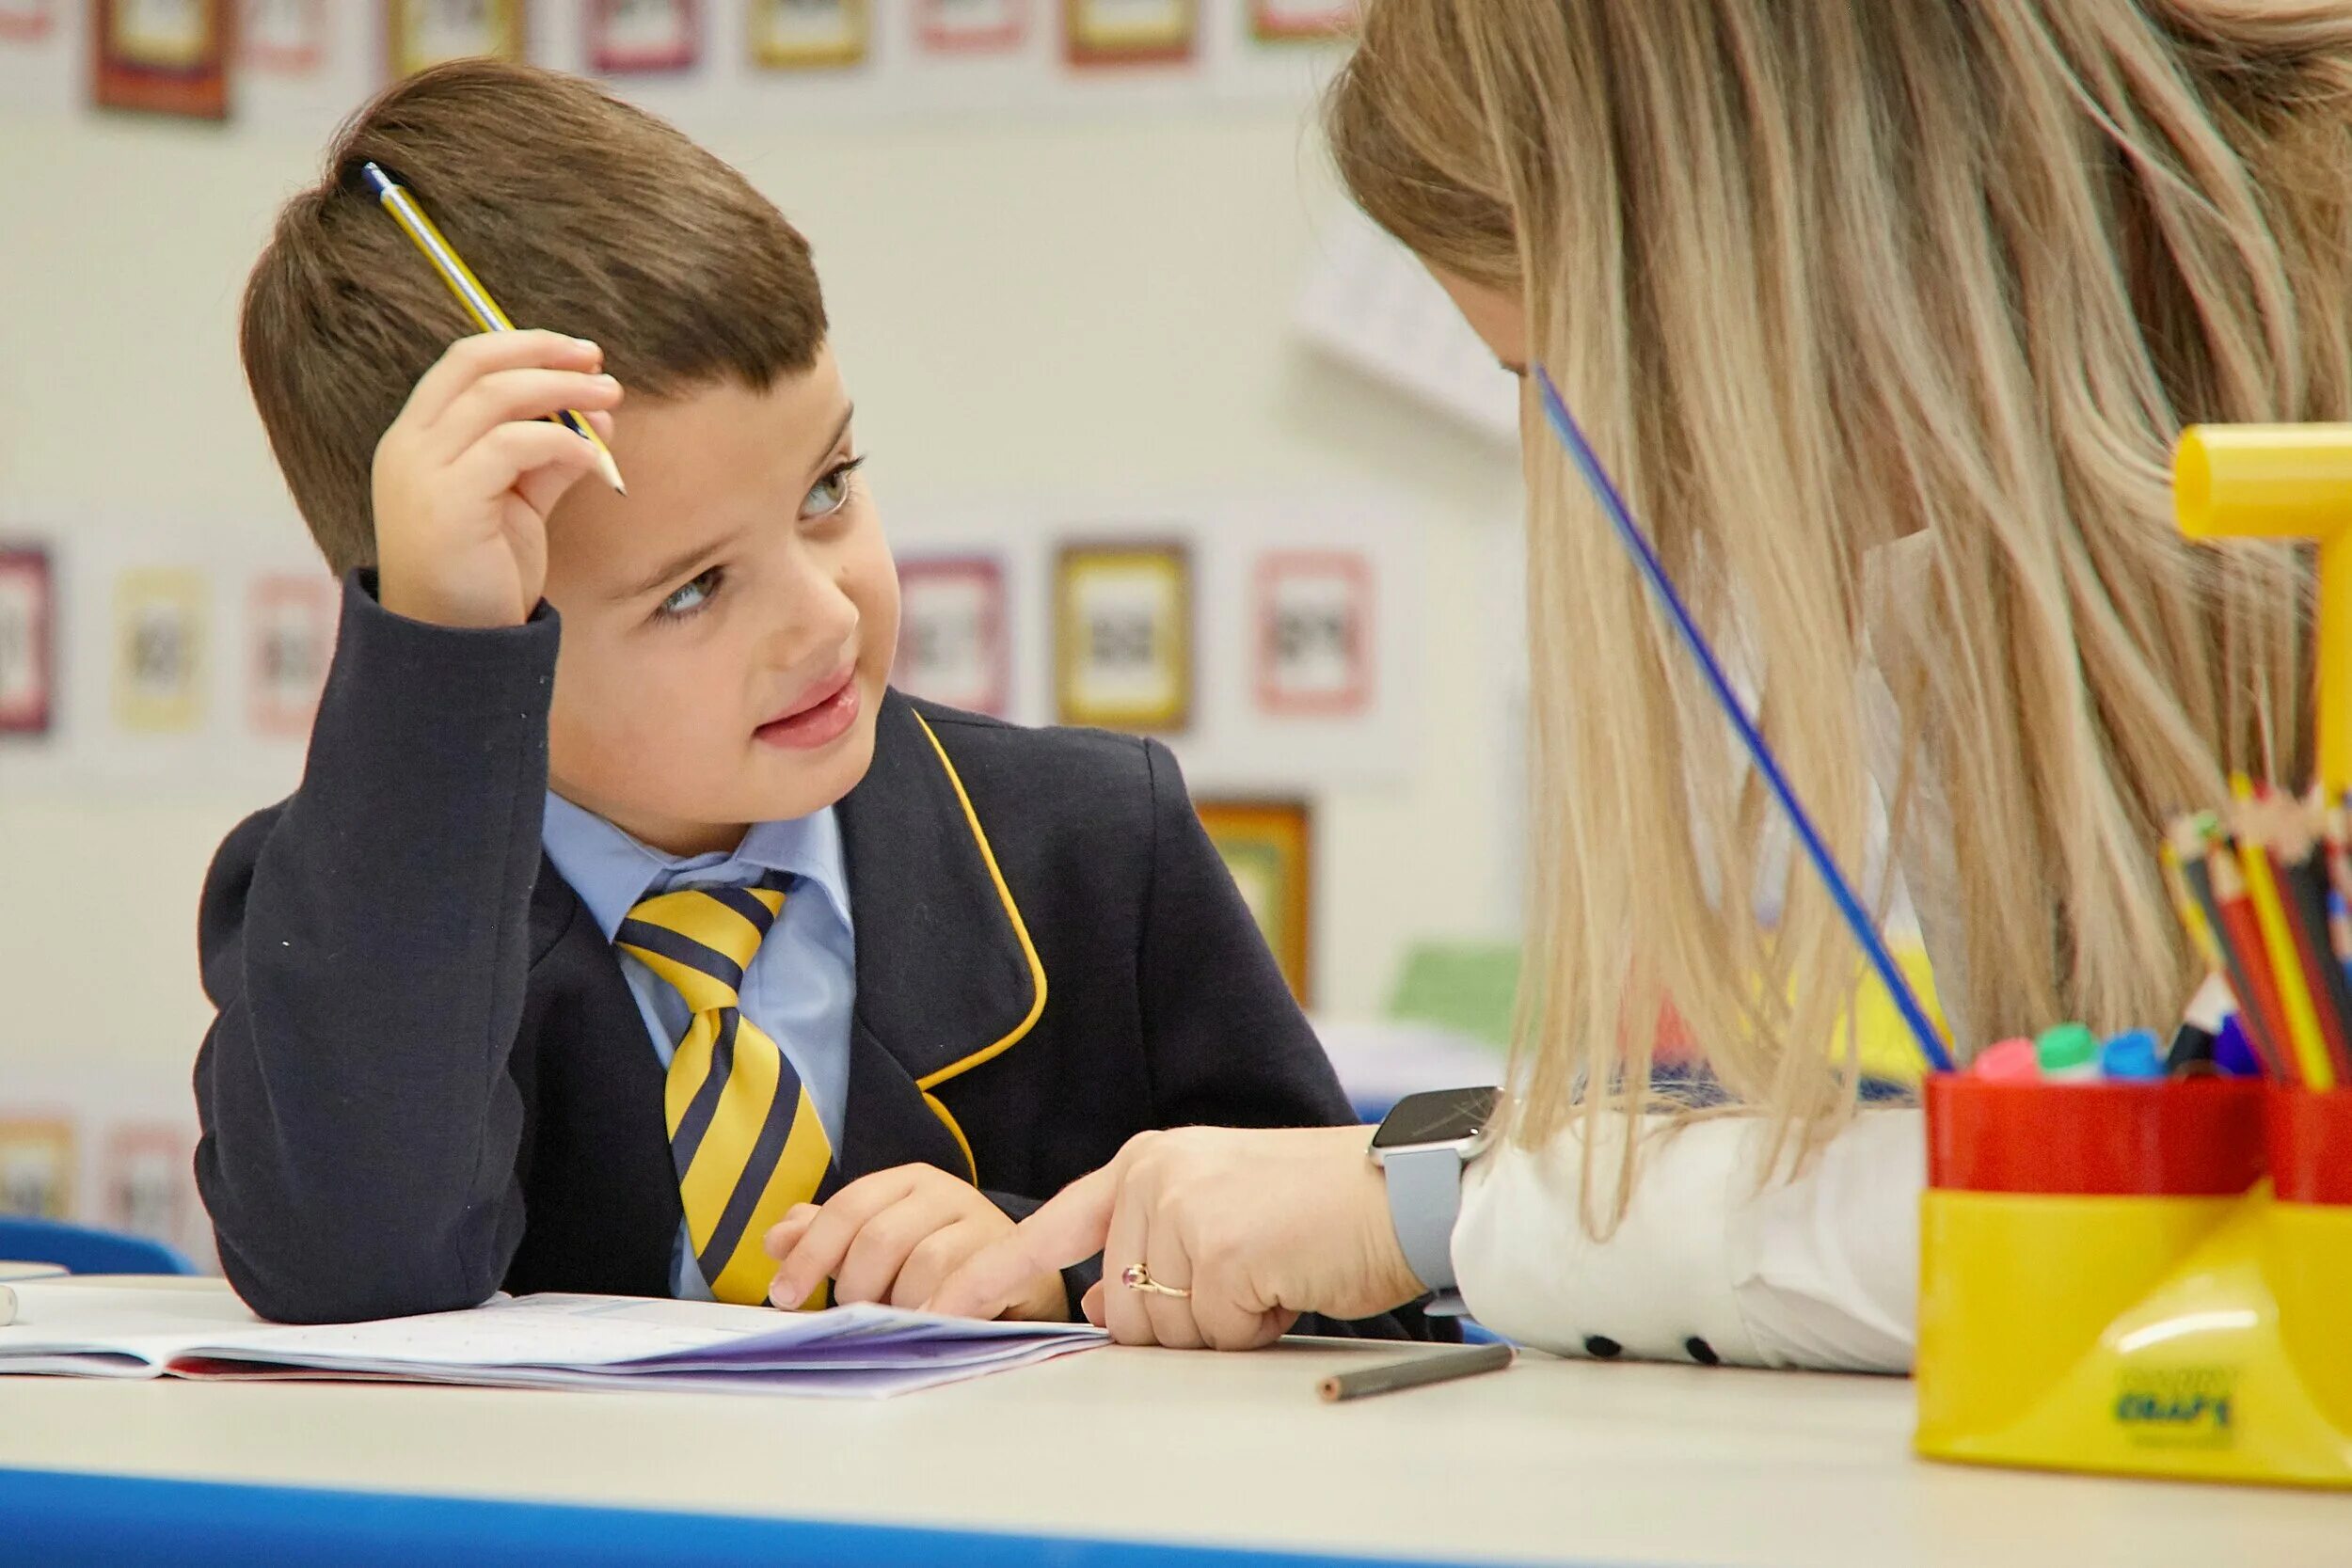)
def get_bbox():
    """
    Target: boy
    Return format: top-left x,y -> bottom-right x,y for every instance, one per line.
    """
199,59 -> 1420,1337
